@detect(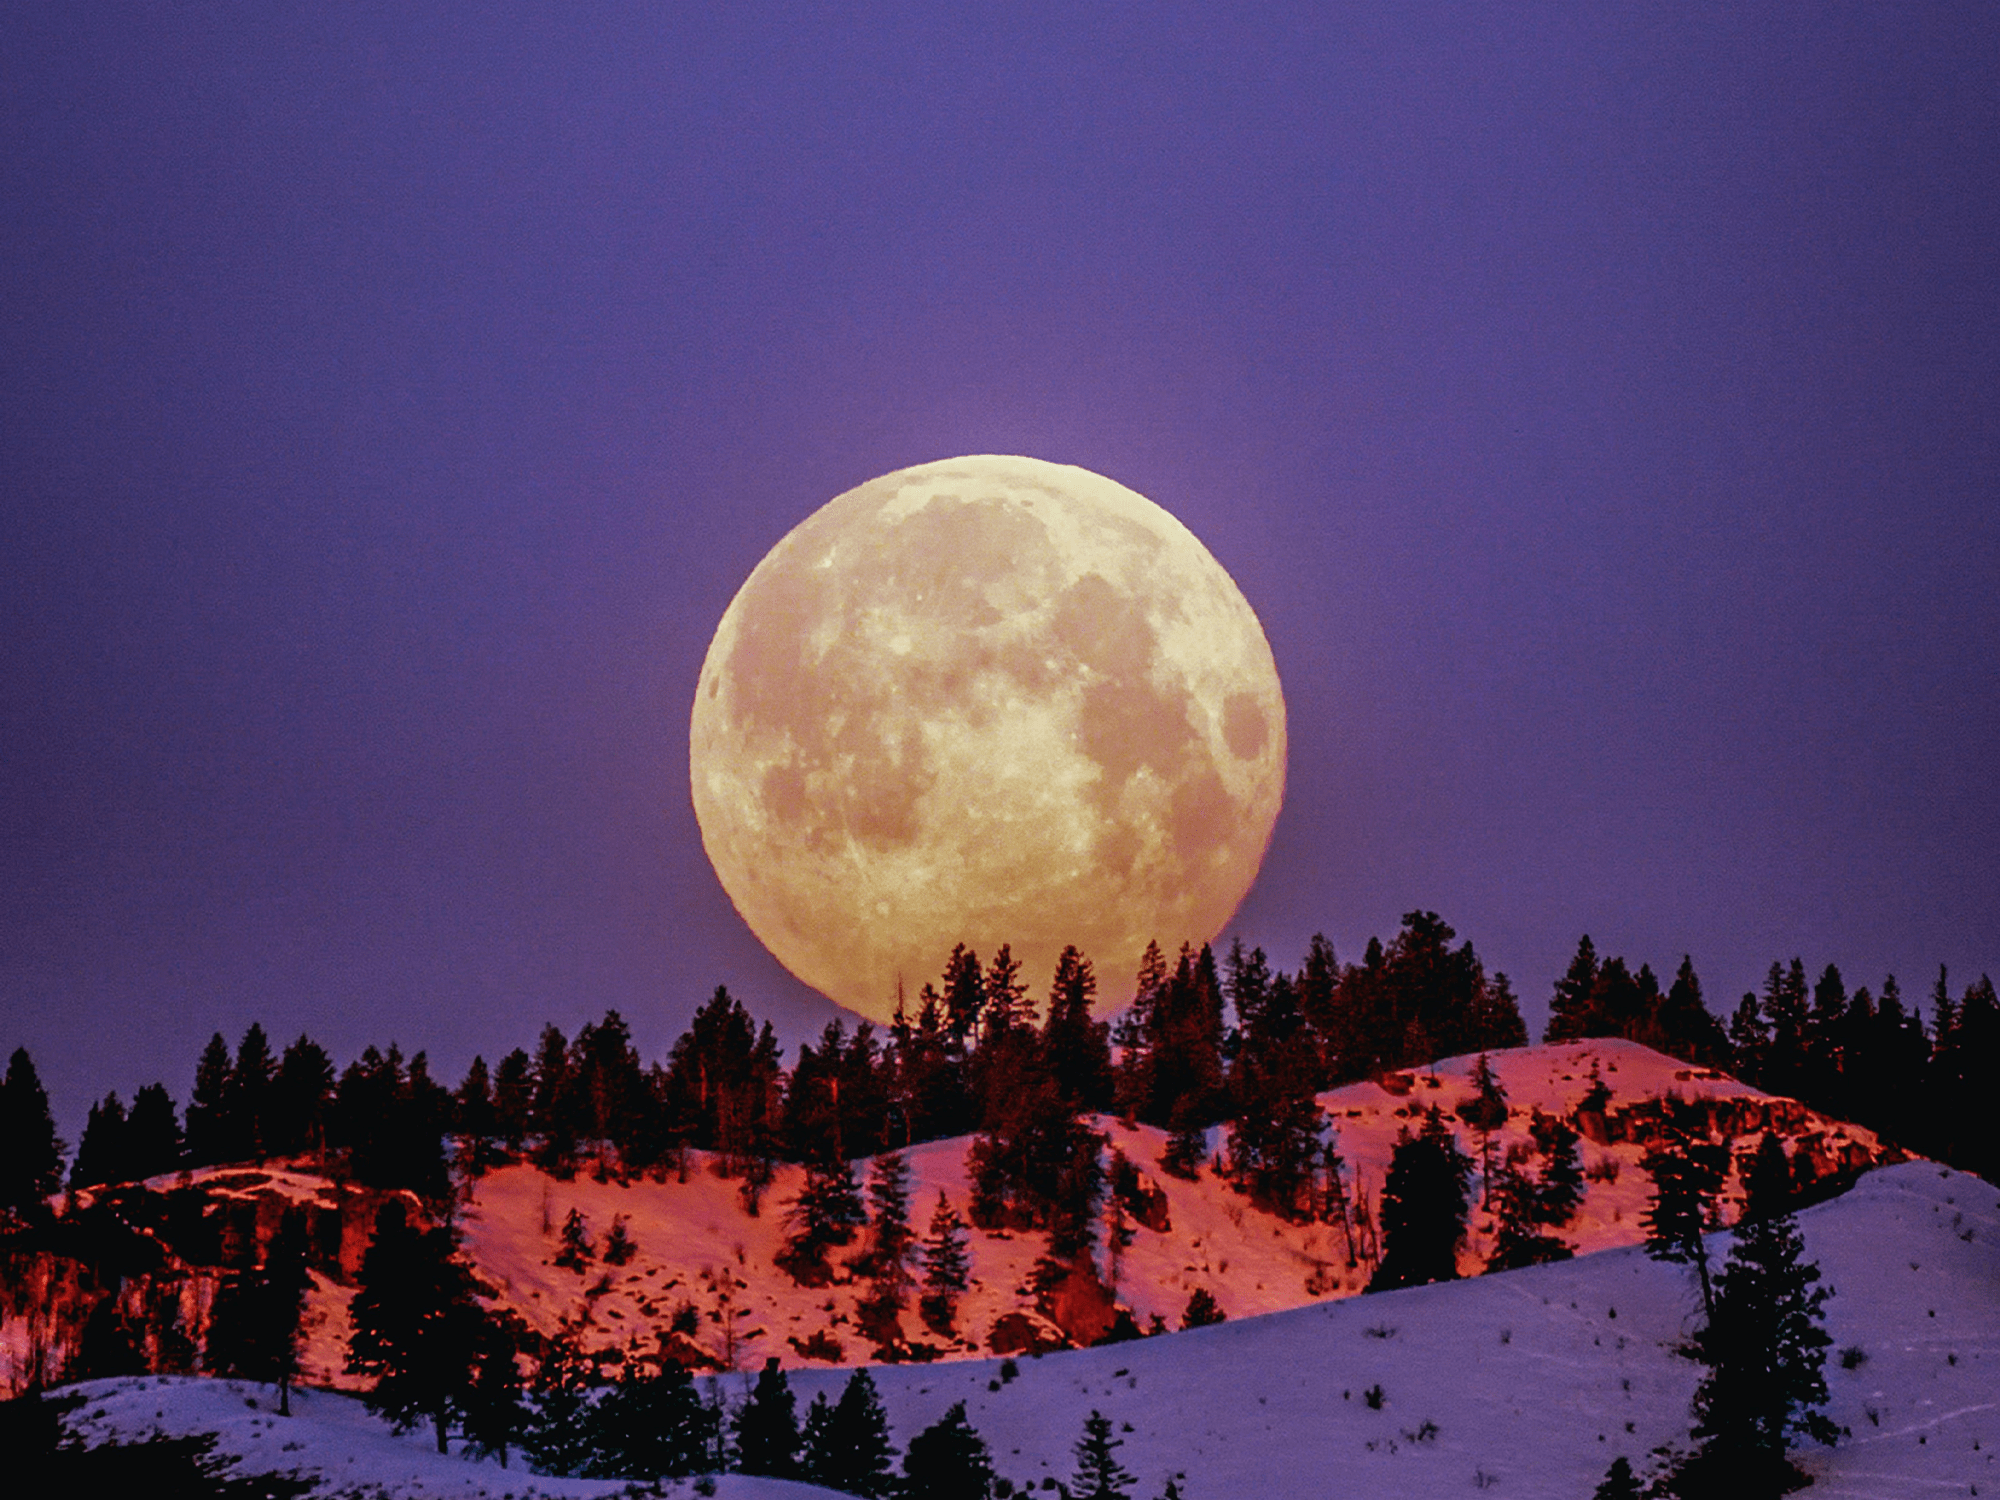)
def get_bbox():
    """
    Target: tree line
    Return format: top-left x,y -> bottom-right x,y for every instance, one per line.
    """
1543,937 -> 1998,1184
4,913 -> 1994,1242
